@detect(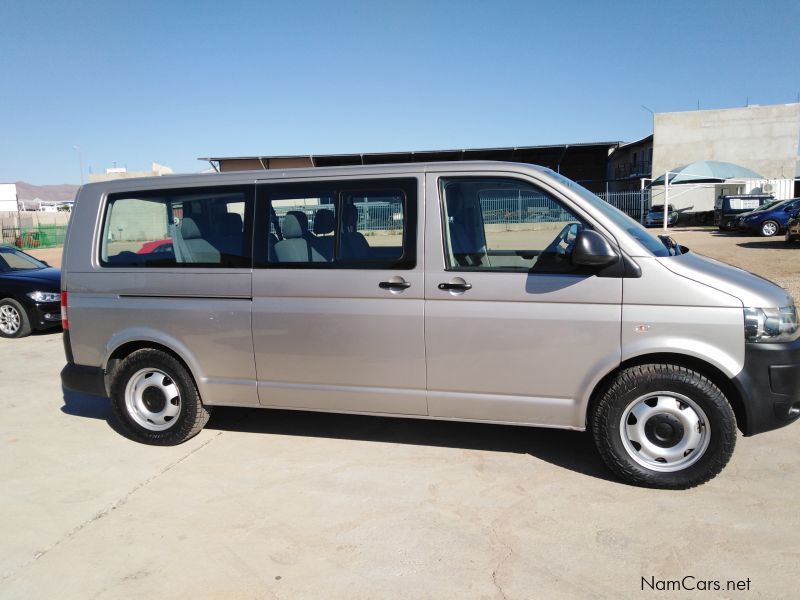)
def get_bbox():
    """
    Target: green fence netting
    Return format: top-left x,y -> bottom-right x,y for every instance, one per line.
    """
1,225 -> 68,249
